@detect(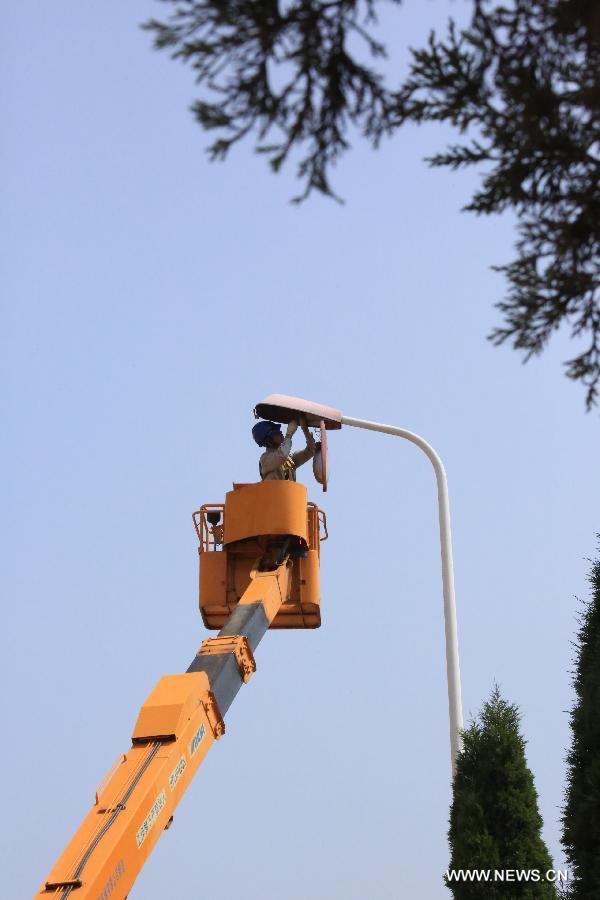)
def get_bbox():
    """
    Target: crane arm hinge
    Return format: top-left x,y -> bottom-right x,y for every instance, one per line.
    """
199,635 -> 257,684
203,689 -> 226,739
